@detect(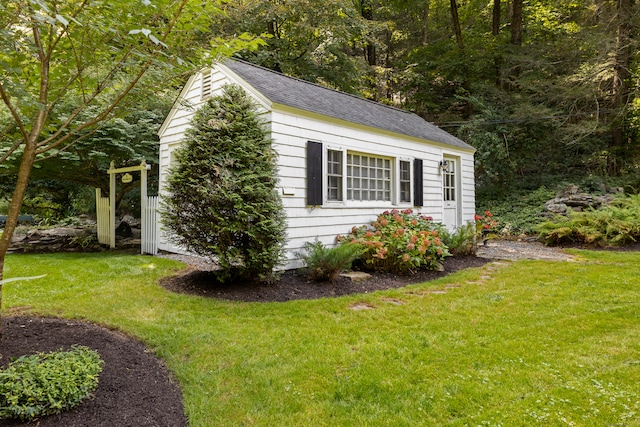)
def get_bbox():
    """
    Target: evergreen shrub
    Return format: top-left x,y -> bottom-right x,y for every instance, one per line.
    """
162,84 -> 287,283
0,346 -> 104,421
